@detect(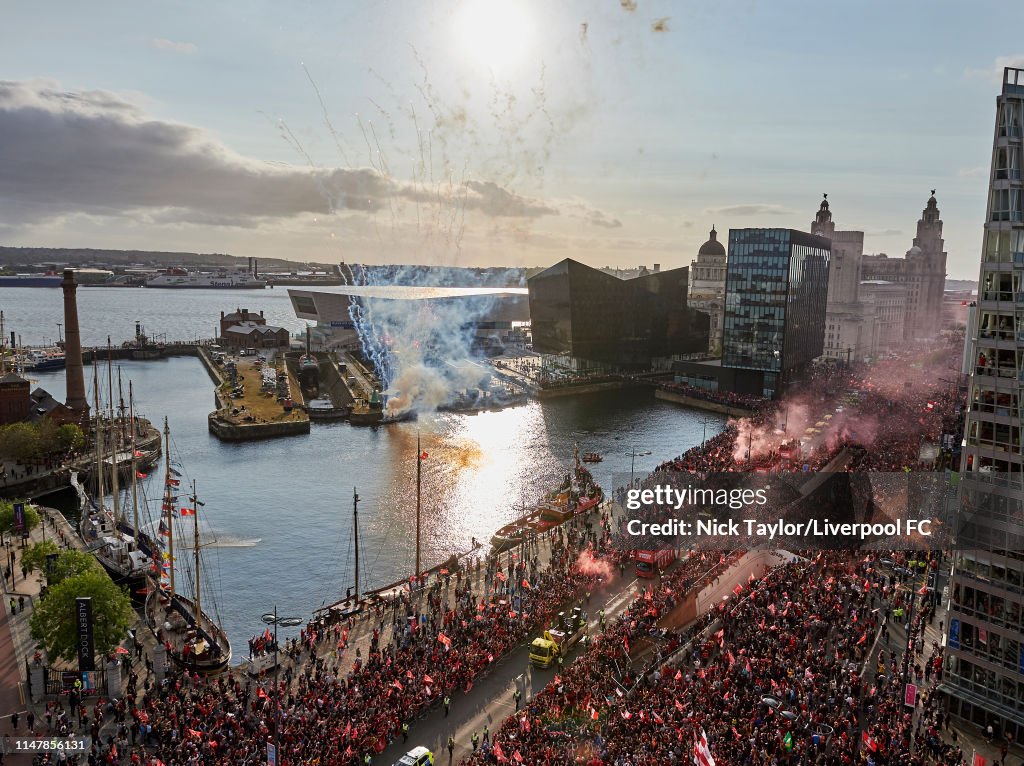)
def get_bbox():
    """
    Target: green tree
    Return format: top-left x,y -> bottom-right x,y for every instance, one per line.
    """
49,550 -> 100,586
34,418 -> 59,454
0,500 -> 41,536
0,423 -> 41,461
56,423 -> 85,452
21,540 -> 61,574
29,569 -> 134,663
